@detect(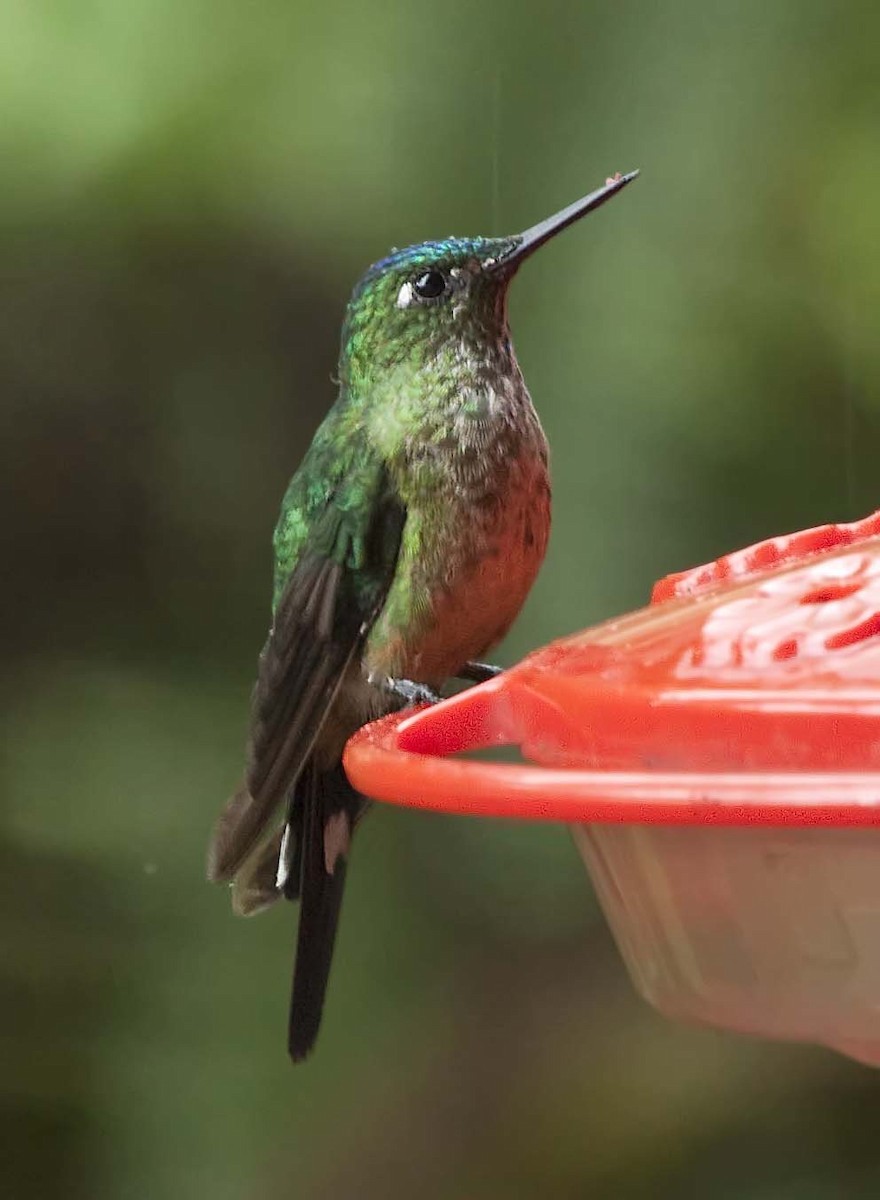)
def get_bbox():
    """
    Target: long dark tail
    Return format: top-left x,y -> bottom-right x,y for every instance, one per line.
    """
287,760 -> 363,1062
